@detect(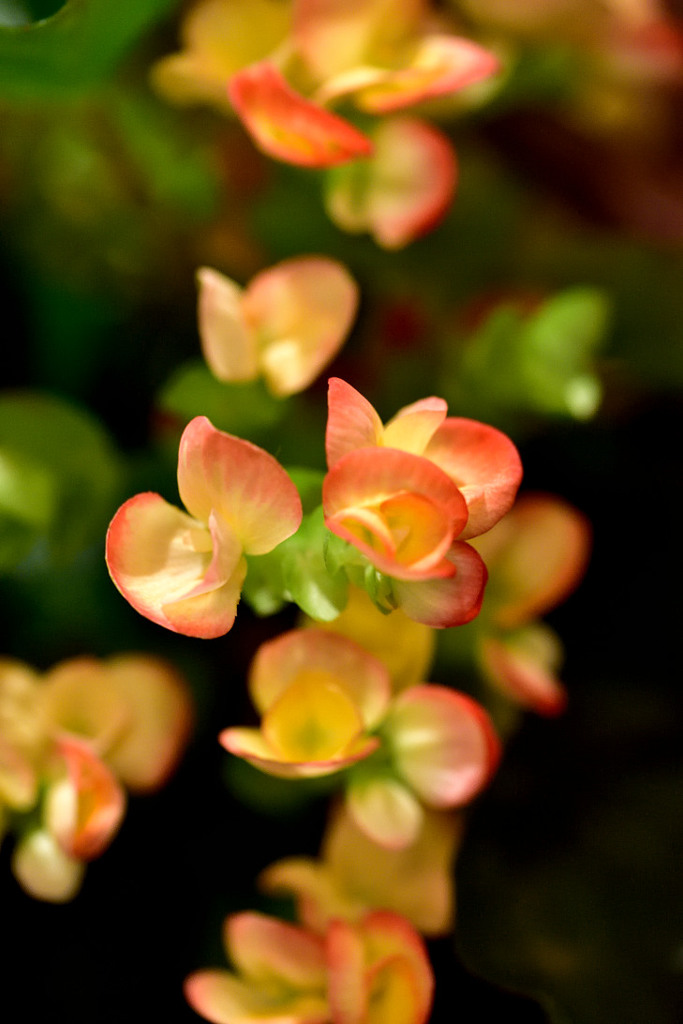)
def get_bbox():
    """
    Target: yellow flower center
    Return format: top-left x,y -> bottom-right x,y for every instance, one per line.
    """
262,671 -> 364,763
